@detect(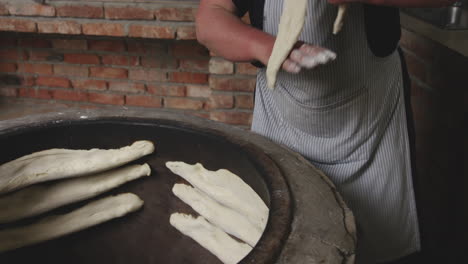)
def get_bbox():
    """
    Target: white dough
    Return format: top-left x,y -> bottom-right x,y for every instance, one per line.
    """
170,213 -> 252,264
0,140 -> 155,194
0,164 -> 151,224
266,0 -> 308,89
0,193 -> 144,253
166,162 -> 269,233
333,4 -> 348,35
172,183 -> 262,247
